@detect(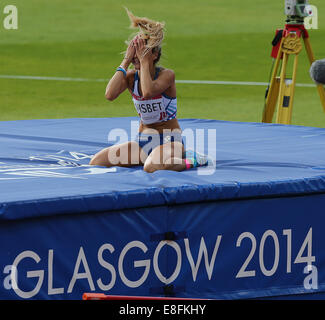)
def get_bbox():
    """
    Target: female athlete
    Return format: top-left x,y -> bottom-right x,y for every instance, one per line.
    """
89,9 -> 208,172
